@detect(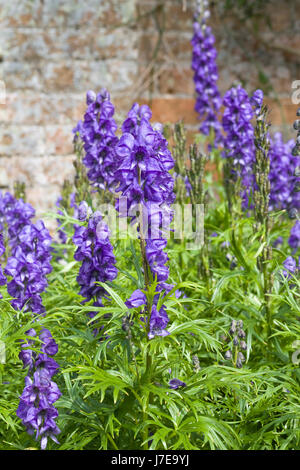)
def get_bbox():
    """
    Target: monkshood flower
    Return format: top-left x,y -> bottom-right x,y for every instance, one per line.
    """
282,256 -> 299,279
222,85 -> 263,206
115,103 -> 175,281
73,89 -> 119,191
17,328 -> 61,450
76,200 -> 92,222
7,199 -> 36,250
115,102 -> 176,338
288,220 -> 300,253
5,220 -> 52,315
73,210 -> 118,326
125,289 -> 170,340
268,133 -> 300,212
125,289 -> 147,309
0,192 -> 35,252
191,0 -> 223,144
169,378 -> 187,390
222,85 -> 256,175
